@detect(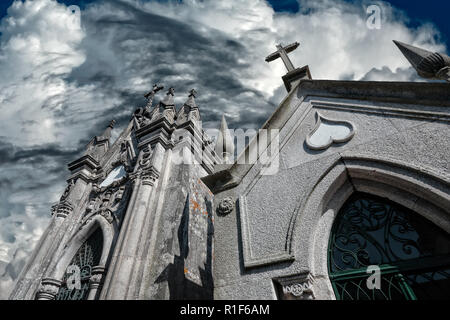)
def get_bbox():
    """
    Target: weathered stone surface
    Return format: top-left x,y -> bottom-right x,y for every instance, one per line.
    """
10,78 -> 450,301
